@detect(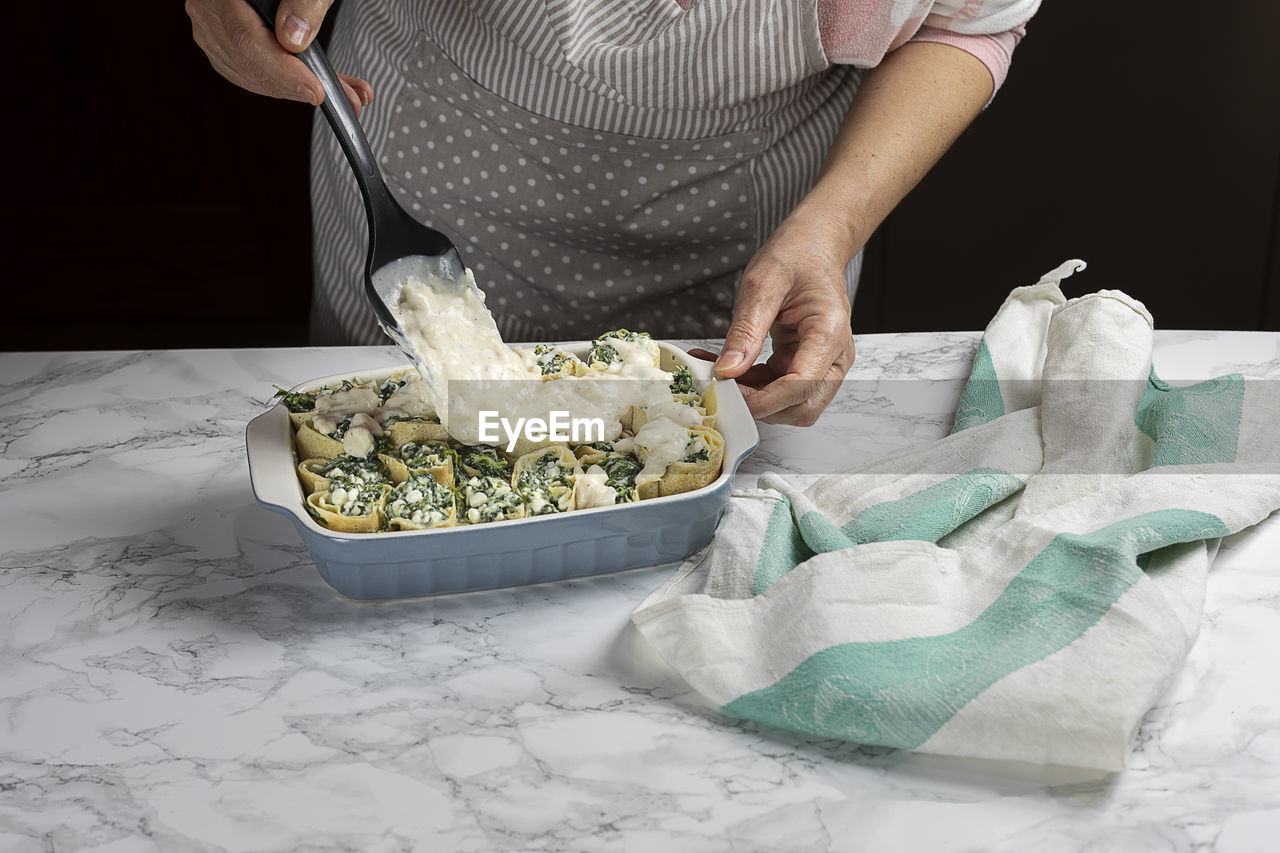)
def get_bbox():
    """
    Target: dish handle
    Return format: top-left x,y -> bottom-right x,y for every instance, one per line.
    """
245,405 -> 304,513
